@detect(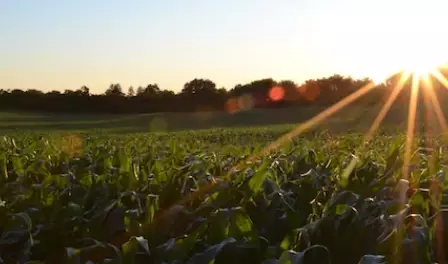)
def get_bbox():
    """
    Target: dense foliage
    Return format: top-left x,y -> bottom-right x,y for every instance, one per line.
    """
0,128 -> 447,263
2,69 -> 448,114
